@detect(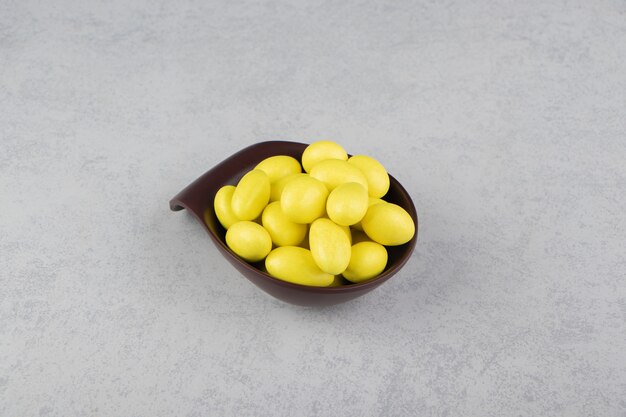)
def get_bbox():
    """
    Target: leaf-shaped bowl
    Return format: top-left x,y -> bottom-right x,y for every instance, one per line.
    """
170,141 -> 418,306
